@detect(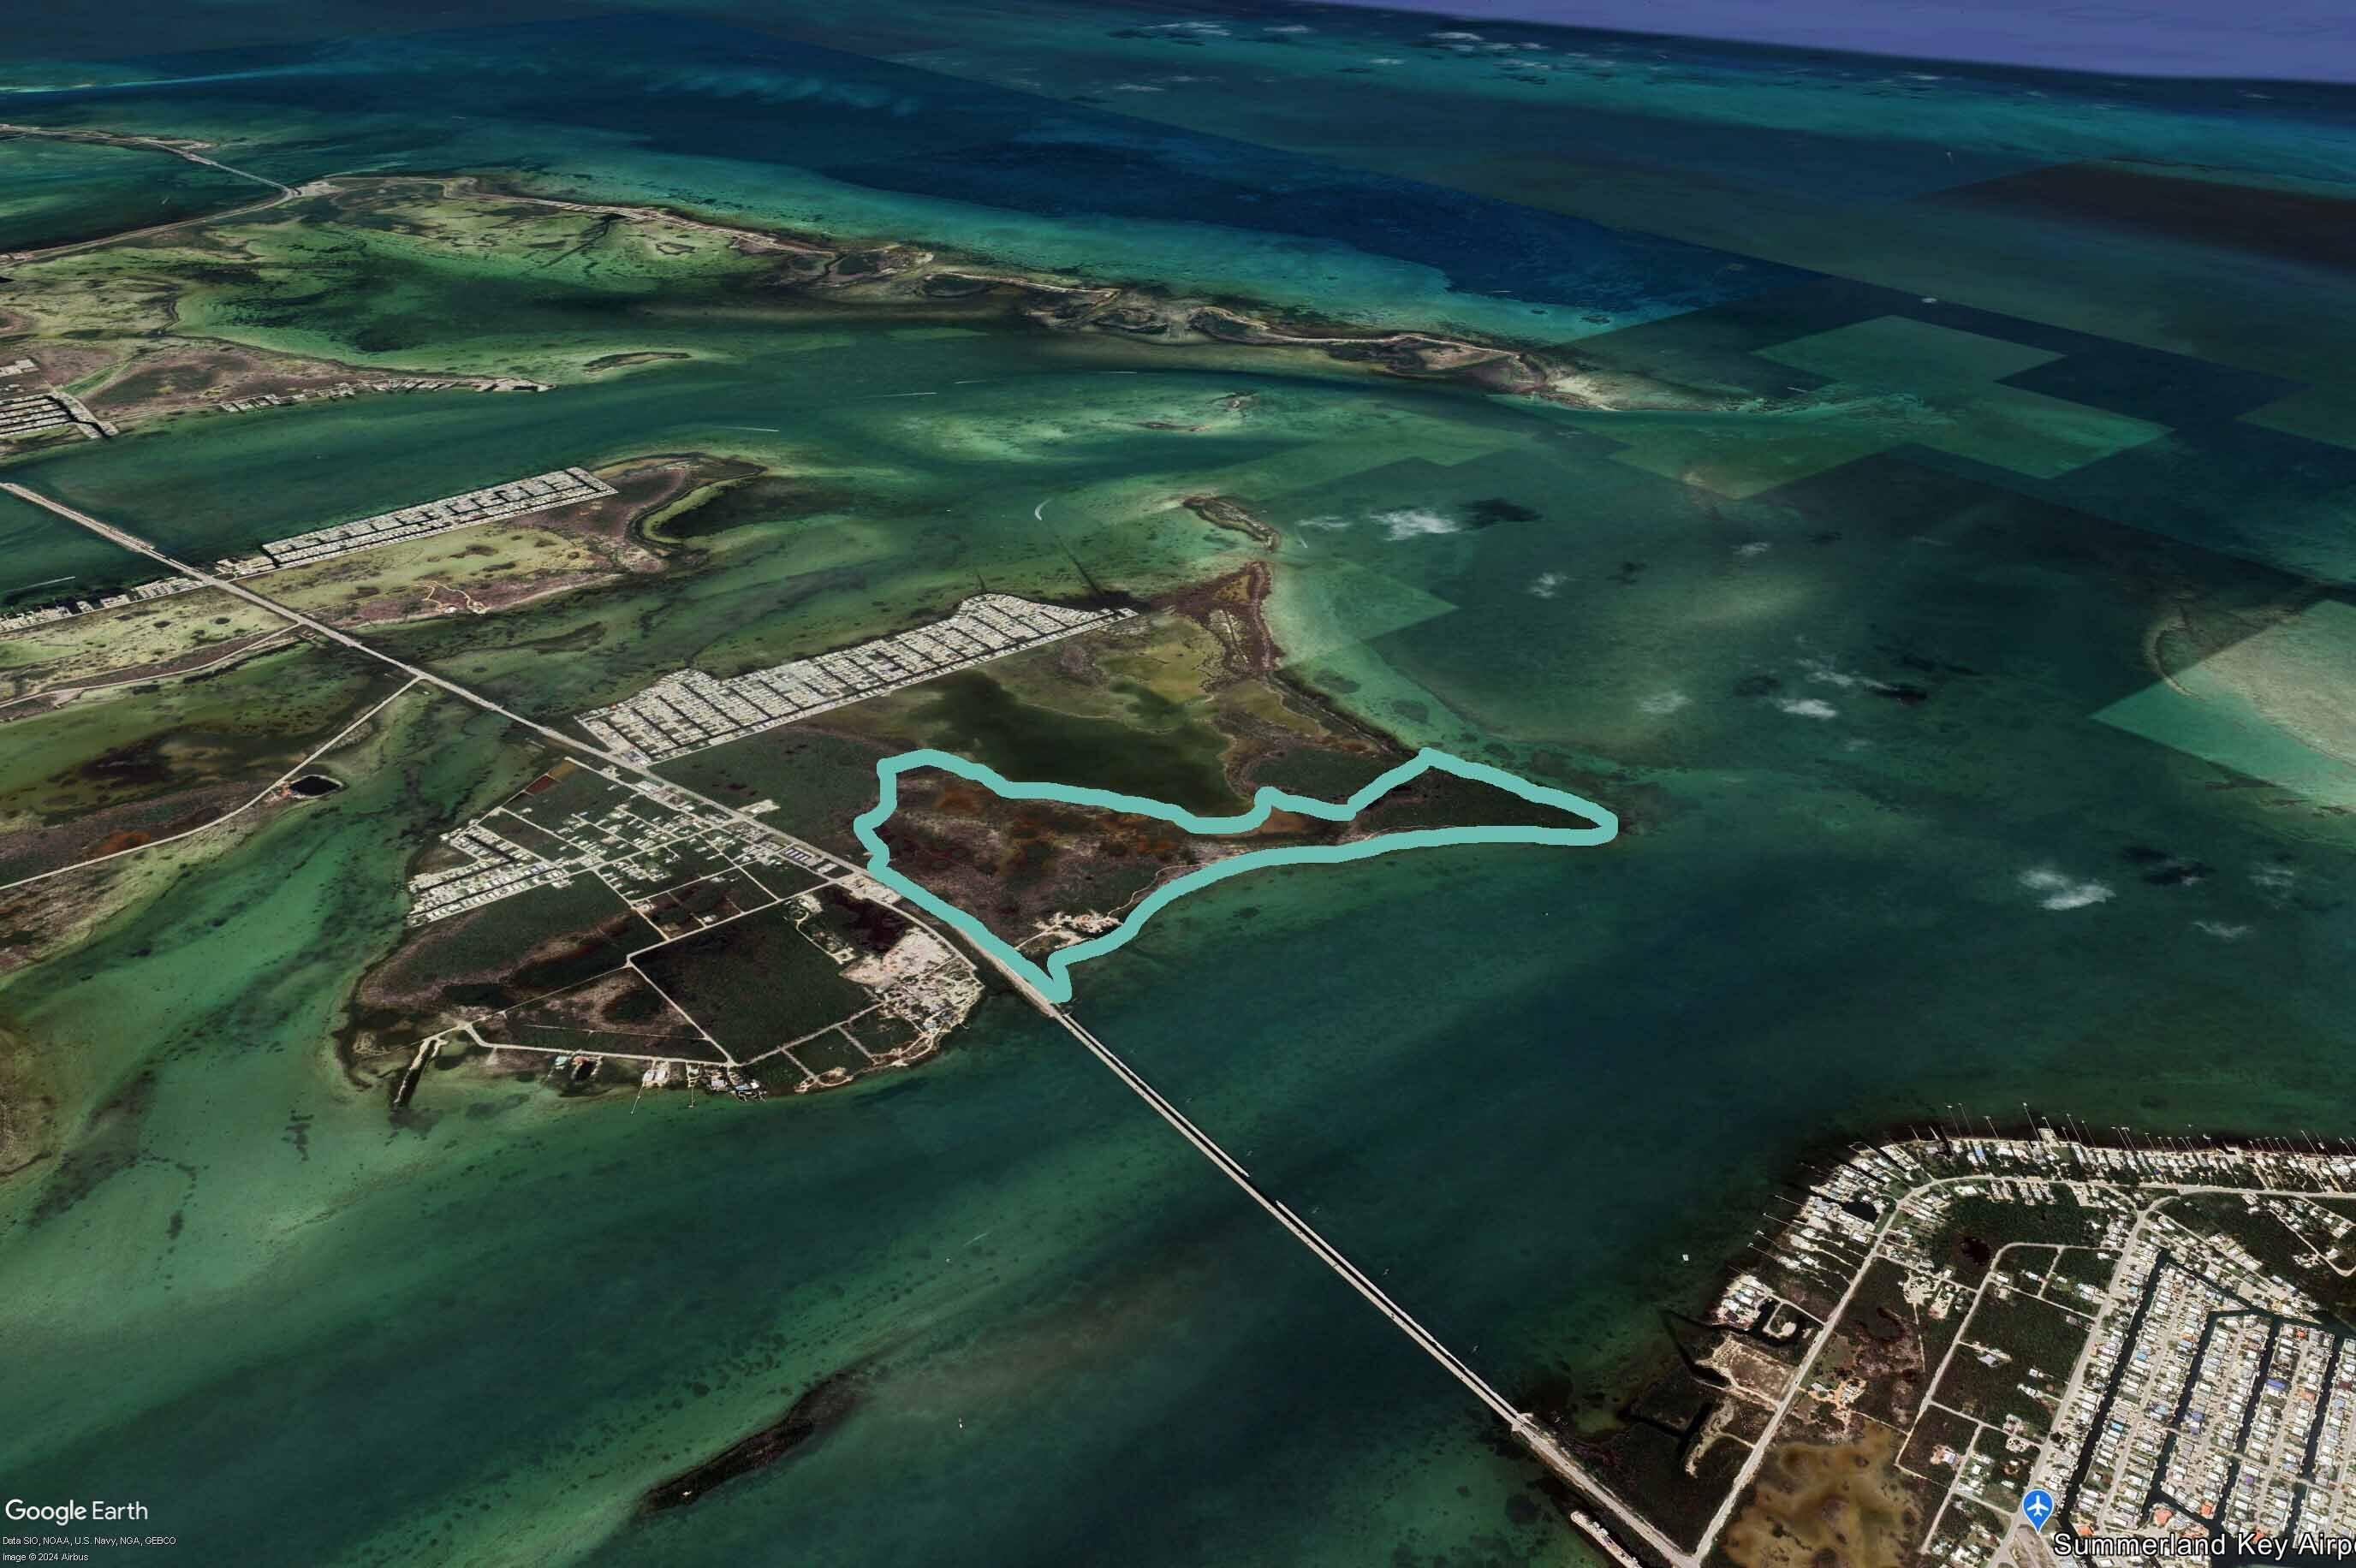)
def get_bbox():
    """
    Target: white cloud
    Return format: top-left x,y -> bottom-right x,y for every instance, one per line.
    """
1734,540 -> 1771,557
1296,514 -> 1352,531
1368,56 -> 1403,64
1800,654 -> 1865,689
2252,864 -> 2297,896
1527,571 -> 1568,598
1799,651 -> 1913,700
1375,507 -> 1461,541
1430,29 -> 1484,40
1775,697 -> 1838,720
1111,82 -> 1166,92
1639,691 -> 1689,716
2195,920 -> 2252,940
1265,23 -> 1312,33
2020,867 -> 2115,912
